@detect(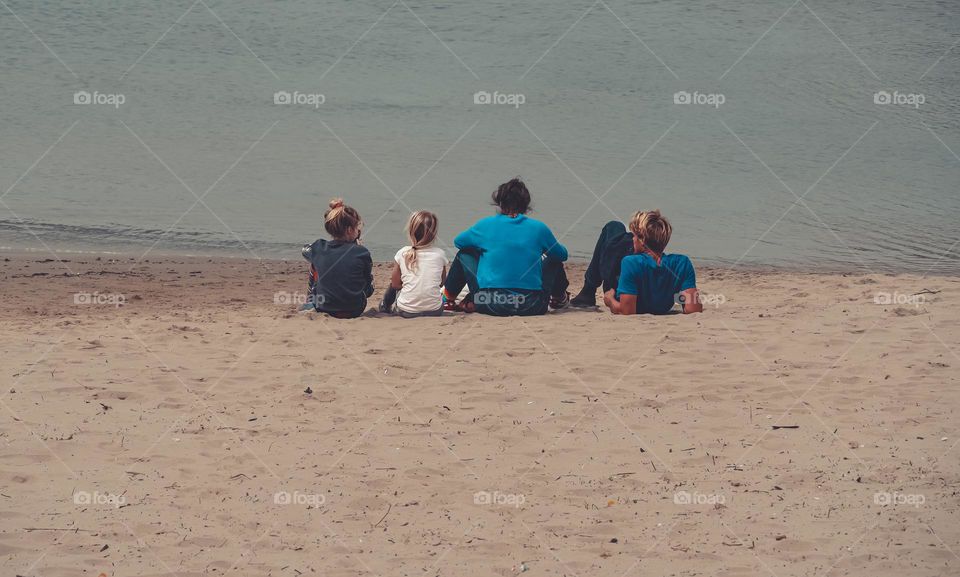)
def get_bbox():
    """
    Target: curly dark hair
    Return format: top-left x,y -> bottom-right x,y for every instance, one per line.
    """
492,177 -> 531,215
